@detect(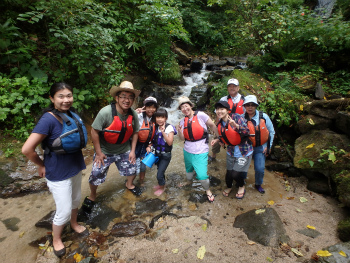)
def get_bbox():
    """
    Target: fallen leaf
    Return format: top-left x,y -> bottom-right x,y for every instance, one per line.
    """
291,248 -> 304,257
300,105 -> 304,111
202,224 -> 207,231
247,241 -> 256,245
267,200 -> 275,205
339,250 -> 347,257
299,197 -> 308,203
308,118 -> 315,125
197,245 -> 206,259
317,250 -> 332,257
172,249 -> 179,254
74,253 -> 83,262
307,225 -> 316,230
255,209 -> 265,214
306,143 -> 315,149
286,197 -> 295,200
19,231 -> 25,238
328,152 -> 336,163
94,250 -> 98,257
266,257 -> 273,262
296,208 -> 302,213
